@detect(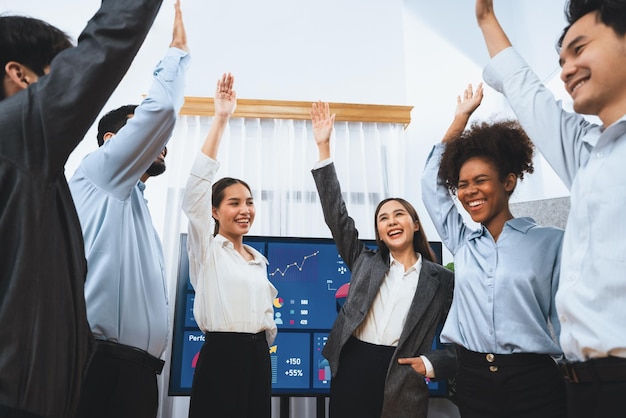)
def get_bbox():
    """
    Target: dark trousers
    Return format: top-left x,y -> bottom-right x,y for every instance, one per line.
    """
561,356 -> 626,418
0,405 -> 44,418
329,336 -> 395,418
188,331 -> 271,418
455,346 -> 566,418
75,341 -> 162,418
